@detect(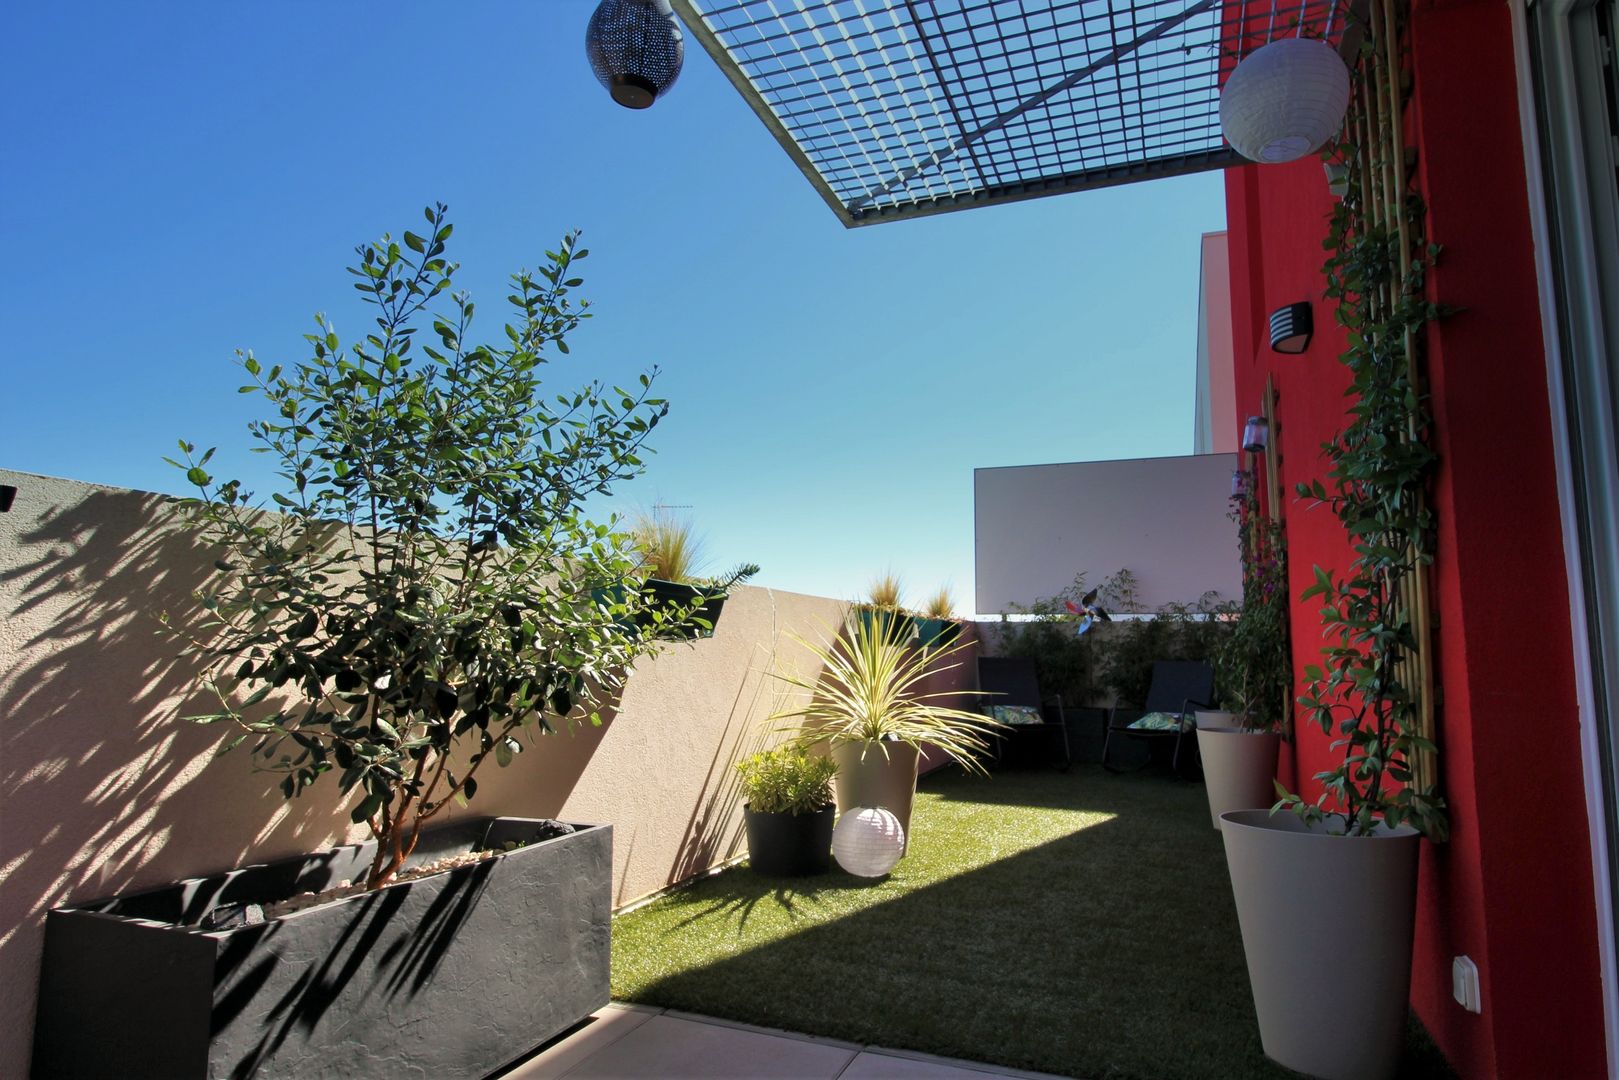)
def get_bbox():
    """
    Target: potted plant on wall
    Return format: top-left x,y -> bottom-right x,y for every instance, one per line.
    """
31,206 -> 669,1080
1199,489 -> 1289,829
914,585 -> 962,649
736,748 -> 838,876
1221,59 -> 1449,1076
768,619 -> 1002,854
628,511 -> 758,638
852,571 -> 915,645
